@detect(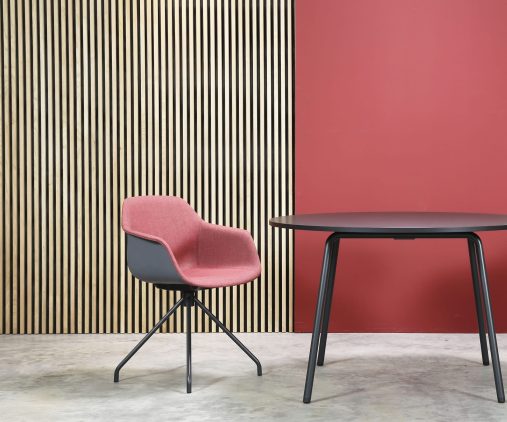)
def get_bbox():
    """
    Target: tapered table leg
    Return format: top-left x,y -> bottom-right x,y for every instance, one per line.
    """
317,238 -> 339,366
468,238 -> 489,365
472,234 -> 505,403
303,233 -> 339,403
